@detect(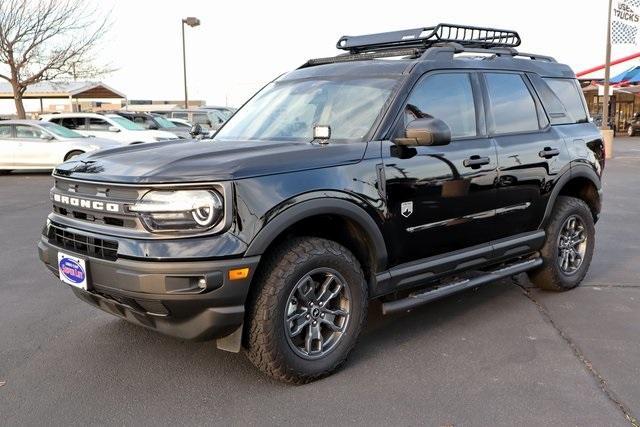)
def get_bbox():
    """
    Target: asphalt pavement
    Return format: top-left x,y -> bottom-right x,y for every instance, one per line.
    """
1,138 -> 639,426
